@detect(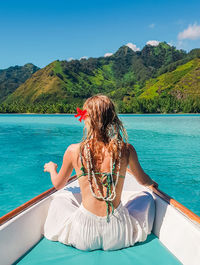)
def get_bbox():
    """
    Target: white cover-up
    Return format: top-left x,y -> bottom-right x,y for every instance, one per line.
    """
43,189 -> 155,251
